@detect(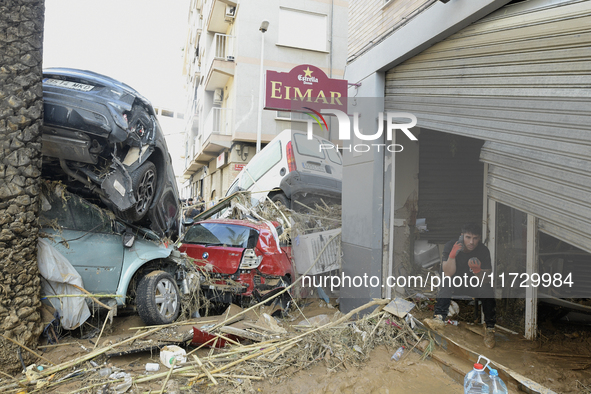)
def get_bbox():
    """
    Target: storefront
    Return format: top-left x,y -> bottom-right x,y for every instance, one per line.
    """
382,0 -> 591,337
